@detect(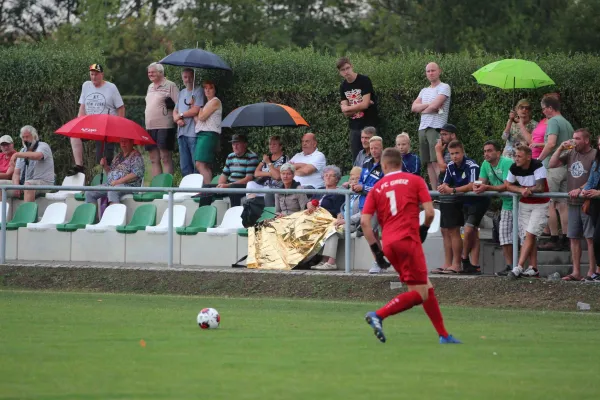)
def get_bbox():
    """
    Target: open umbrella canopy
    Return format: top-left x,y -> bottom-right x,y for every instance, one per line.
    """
55,114 -> 155,146
159,49 -> 232,71
472,59 -> 555,89
221,103 -> 309,128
